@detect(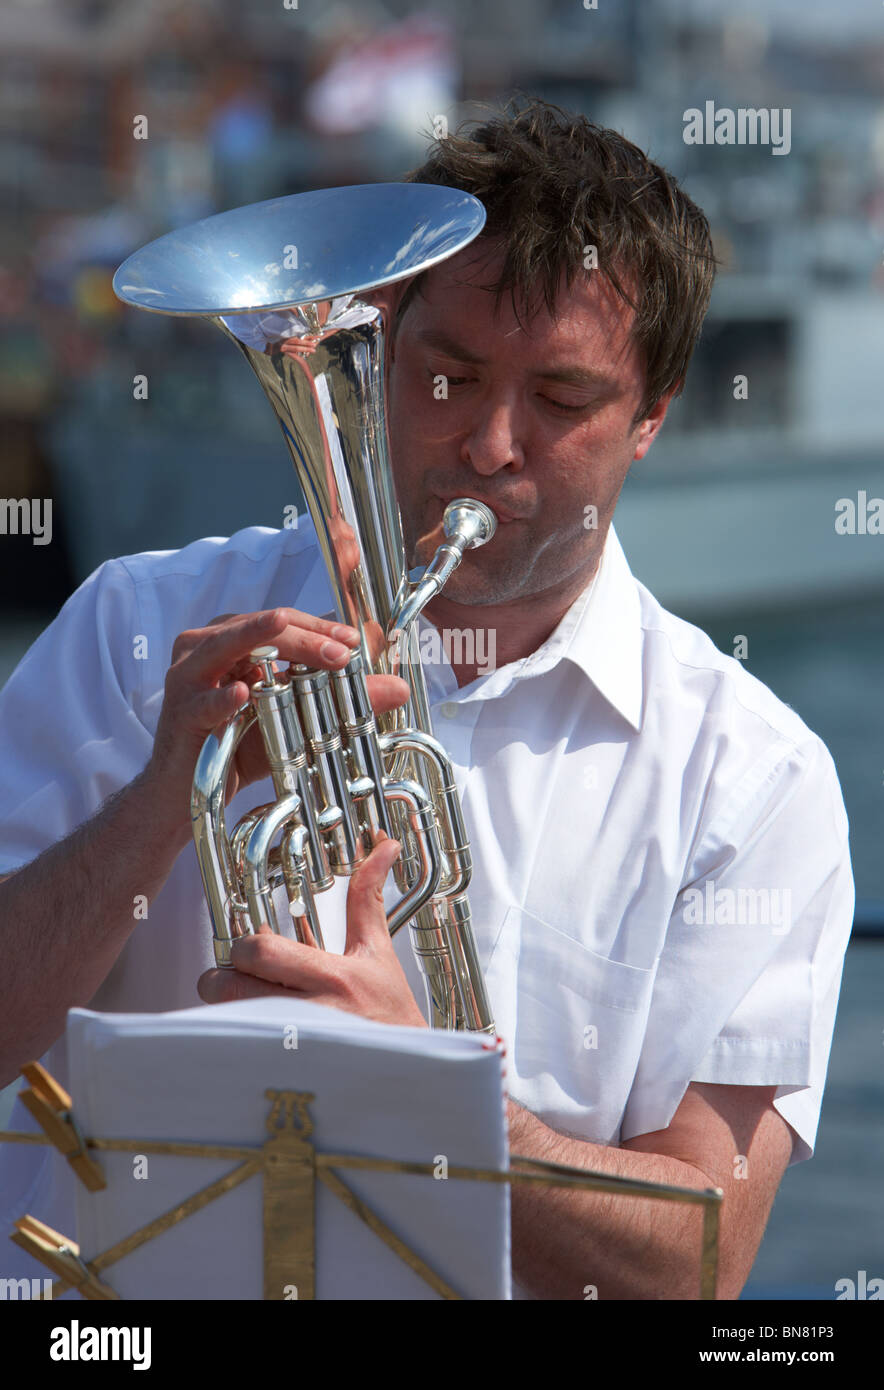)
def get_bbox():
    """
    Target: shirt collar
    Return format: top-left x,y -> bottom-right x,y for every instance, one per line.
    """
516,523 -> 644,732
346,520 -> 644,733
